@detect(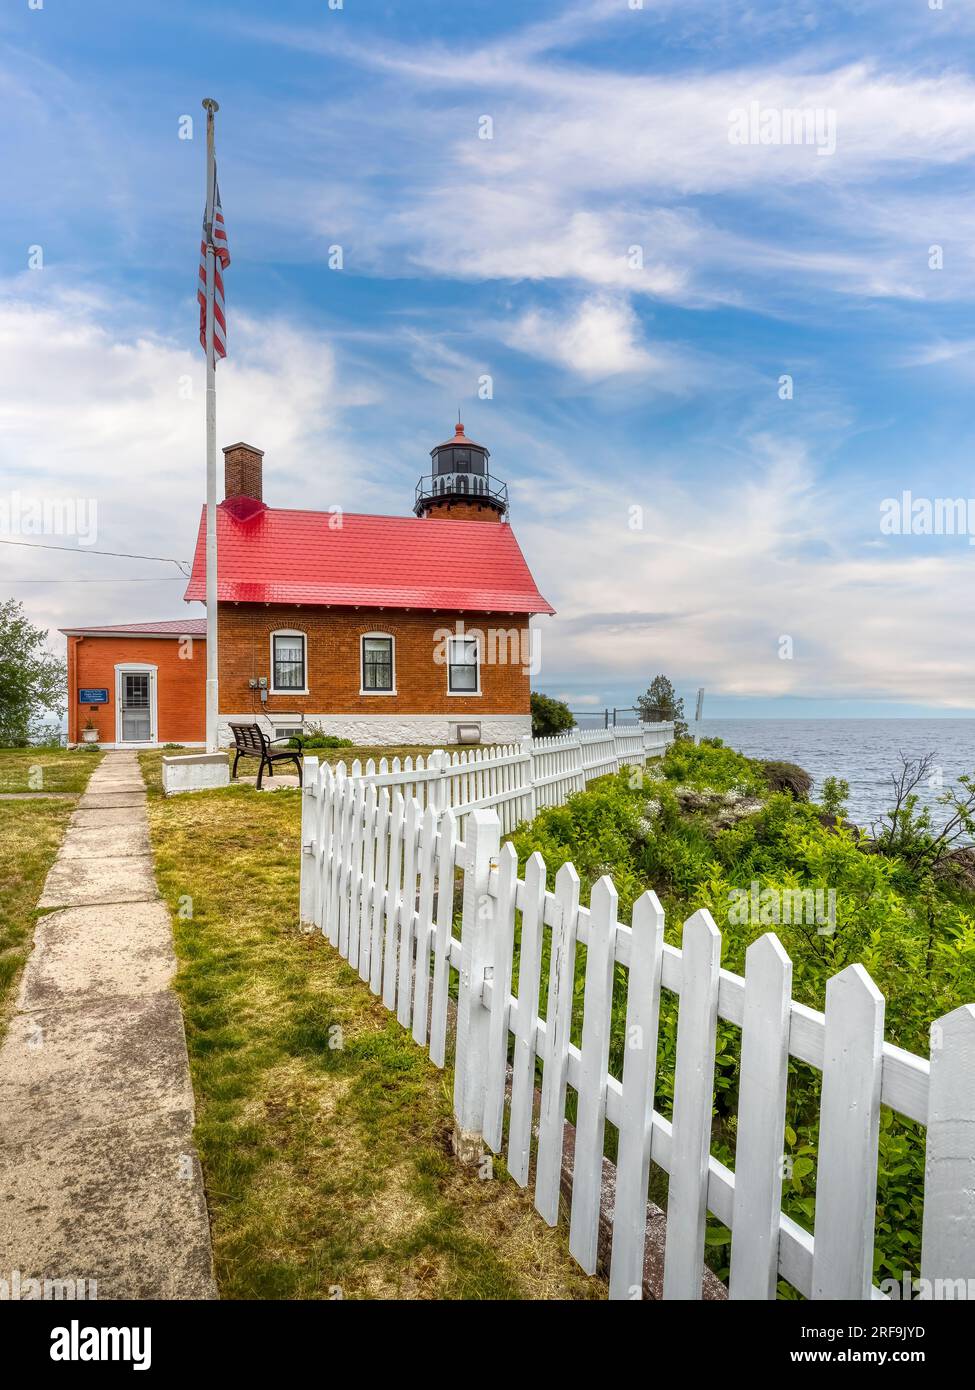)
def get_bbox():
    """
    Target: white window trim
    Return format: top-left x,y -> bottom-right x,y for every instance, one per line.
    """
114,662 -> 158,745
360,632 -> 397,696
269,629 -> 309,696
446,634 -> 482,697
